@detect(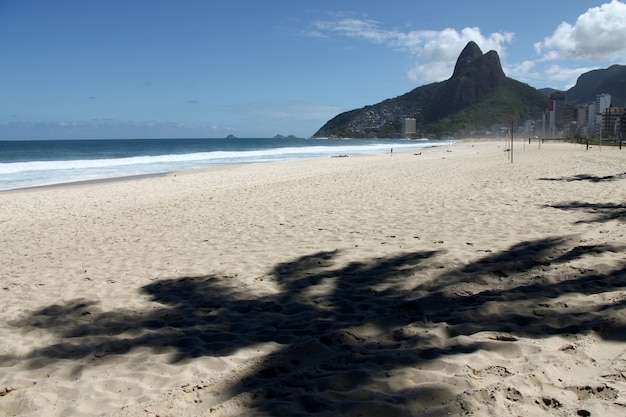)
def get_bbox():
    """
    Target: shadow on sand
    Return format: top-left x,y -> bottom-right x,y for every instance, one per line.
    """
540,170 -> 626,223
5,236 -> 626,415
546,201 -> 626,224
539,172 -> 626,183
